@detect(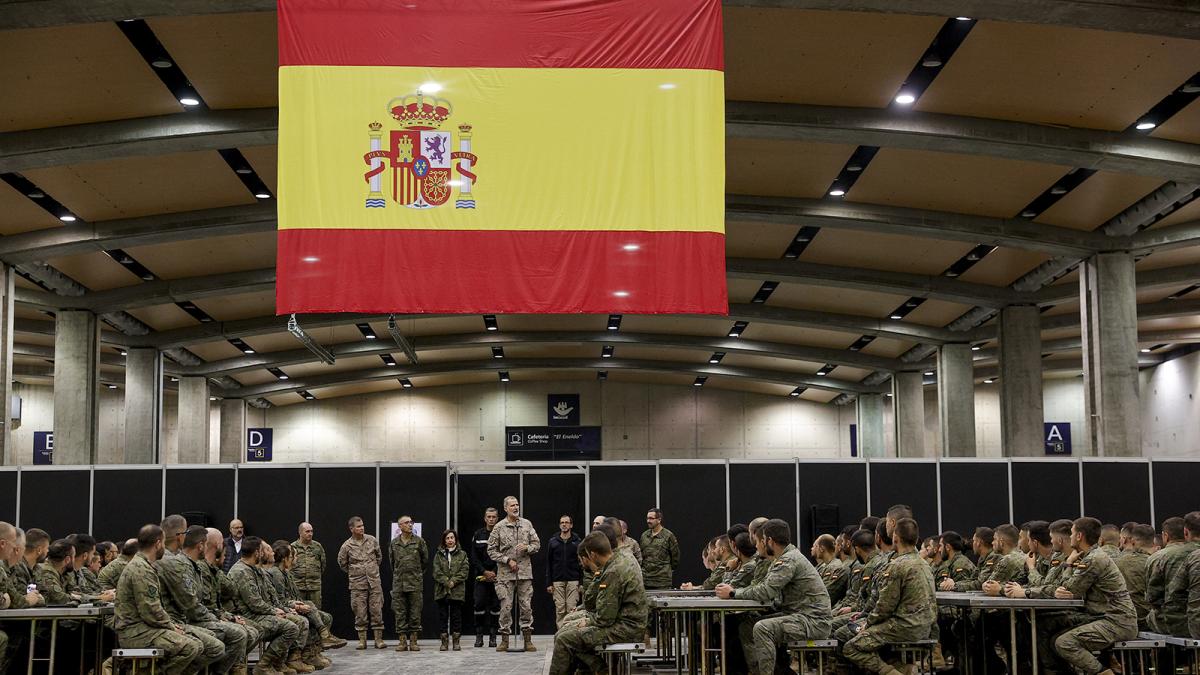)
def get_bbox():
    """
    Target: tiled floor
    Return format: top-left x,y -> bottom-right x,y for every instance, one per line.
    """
318,639 -> 552,674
